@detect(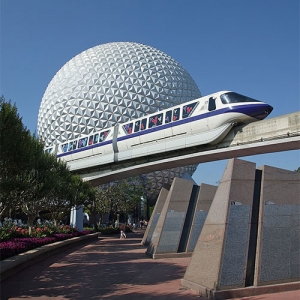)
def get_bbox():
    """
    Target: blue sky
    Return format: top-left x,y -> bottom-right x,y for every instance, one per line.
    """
1,0 -> 299,185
